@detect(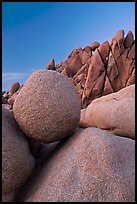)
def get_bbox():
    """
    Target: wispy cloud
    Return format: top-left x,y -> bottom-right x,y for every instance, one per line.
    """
2,69 -> 42,91
2,72 -> 31,91
2,72 -> 30,81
